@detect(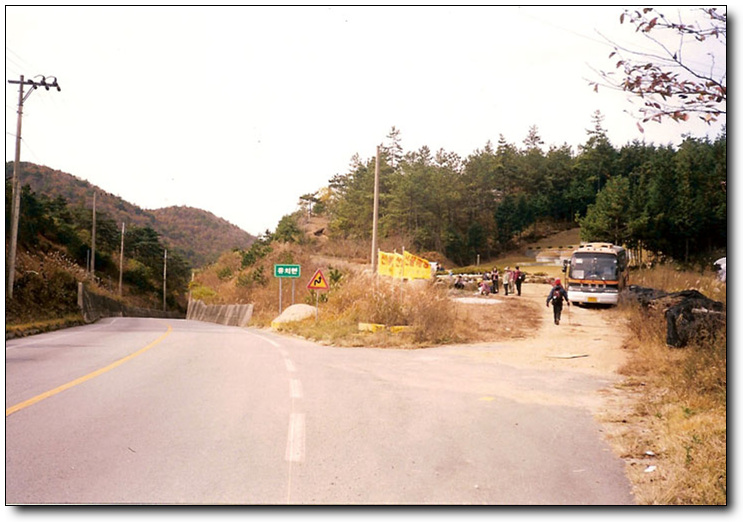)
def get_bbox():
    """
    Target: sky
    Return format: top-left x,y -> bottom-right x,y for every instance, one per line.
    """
6,5 -> 727,237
